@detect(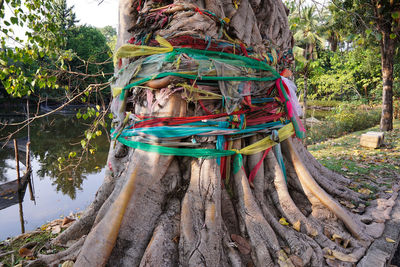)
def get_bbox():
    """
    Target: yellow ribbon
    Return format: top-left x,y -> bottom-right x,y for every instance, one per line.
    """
238,123 -> 294,155
112,87 -> 122,98
114,35 -> 173,65
178,83 -> 222,100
